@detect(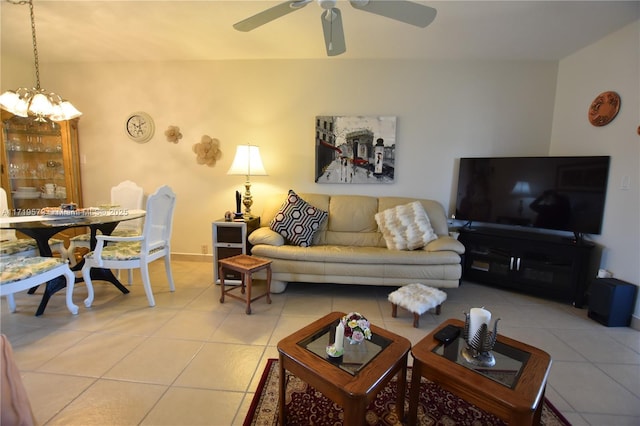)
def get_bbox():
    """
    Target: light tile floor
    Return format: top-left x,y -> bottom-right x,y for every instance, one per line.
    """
1,260 -> 639,425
